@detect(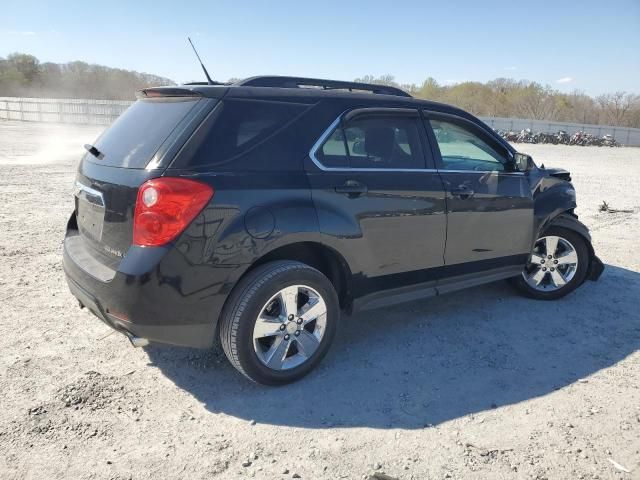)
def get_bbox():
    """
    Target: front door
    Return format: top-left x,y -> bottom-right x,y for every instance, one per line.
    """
423,112 -> 534,284
305,108 -> 447,299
